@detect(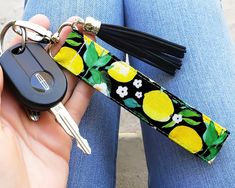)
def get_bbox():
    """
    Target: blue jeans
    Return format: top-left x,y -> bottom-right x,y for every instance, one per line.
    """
24,0 -> 235,187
